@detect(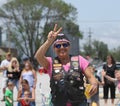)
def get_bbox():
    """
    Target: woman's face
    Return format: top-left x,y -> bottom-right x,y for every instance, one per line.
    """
22,81 -> 29,89
54,41 -> 70,58
107,56 -> 112,64
25,63 -> 30,70
12,60 -> 17,67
